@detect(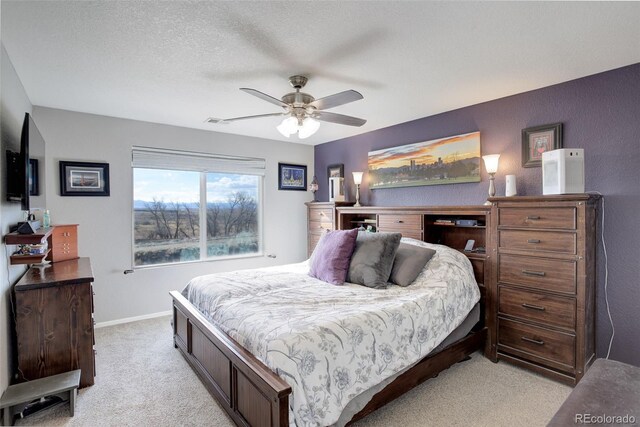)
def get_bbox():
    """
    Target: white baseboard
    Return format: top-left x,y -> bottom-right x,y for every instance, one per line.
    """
95,310 -> 172,329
